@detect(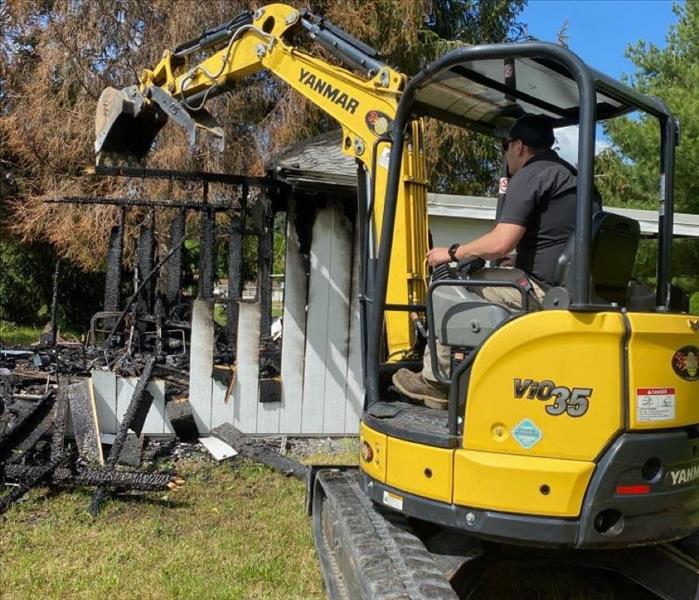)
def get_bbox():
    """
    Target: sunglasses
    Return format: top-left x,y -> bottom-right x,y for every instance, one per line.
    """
501,138 -> 517,151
